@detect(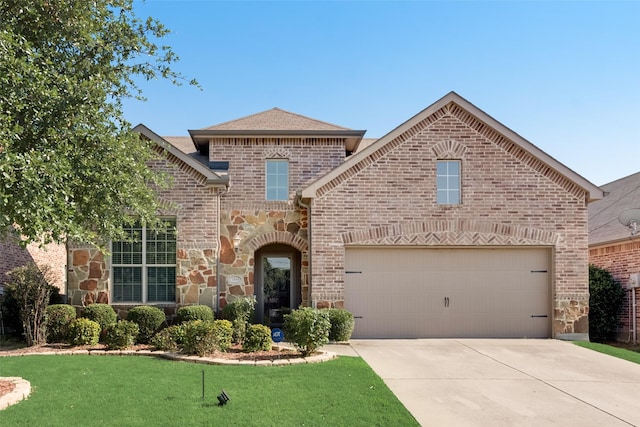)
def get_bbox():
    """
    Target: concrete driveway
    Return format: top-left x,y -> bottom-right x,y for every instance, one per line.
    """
346,339 -> 640,427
